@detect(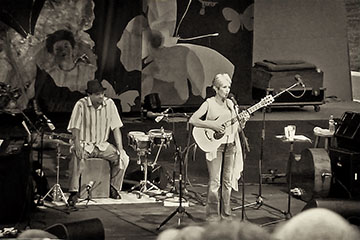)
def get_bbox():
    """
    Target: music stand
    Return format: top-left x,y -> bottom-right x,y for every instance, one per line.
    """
157,136 -> 195,230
